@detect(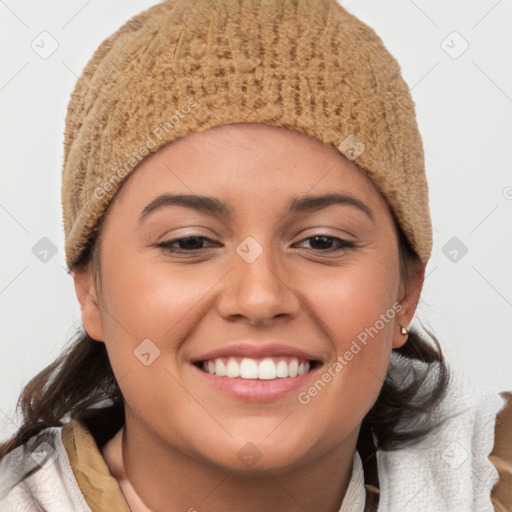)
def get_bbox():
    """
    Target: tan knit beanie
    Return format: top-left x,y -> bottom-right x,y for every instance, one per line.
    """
61,0 -> 432,271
